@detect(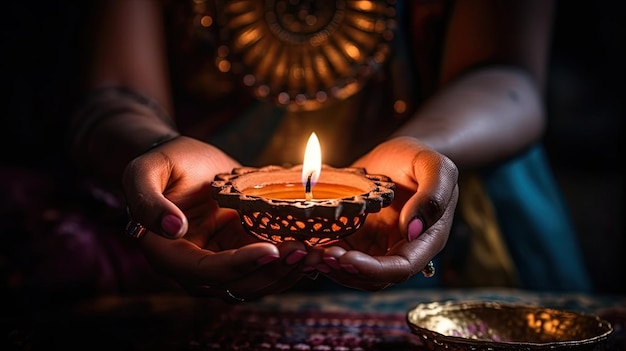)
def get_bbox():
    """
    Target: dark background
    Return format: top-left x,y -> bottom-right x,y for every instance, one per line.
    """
544,1 -> 624,293
1,1 -> 624,293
